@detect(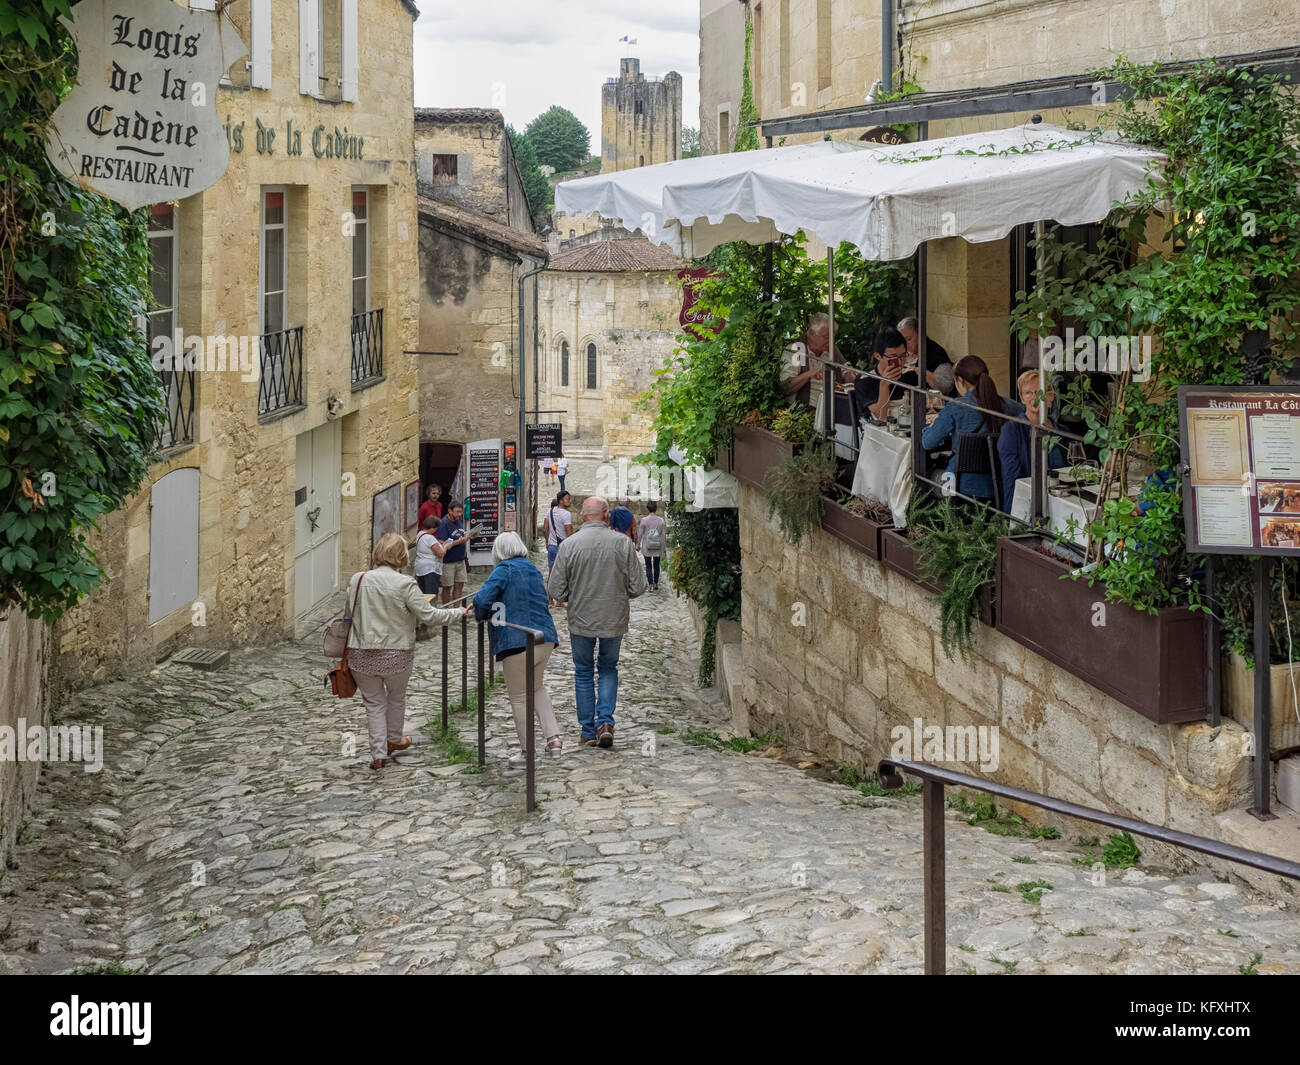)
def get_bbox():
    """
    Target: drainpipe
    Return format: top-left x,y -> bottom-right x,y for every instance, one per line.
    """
518,252 -> 549,541
881,0 -> 895,94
